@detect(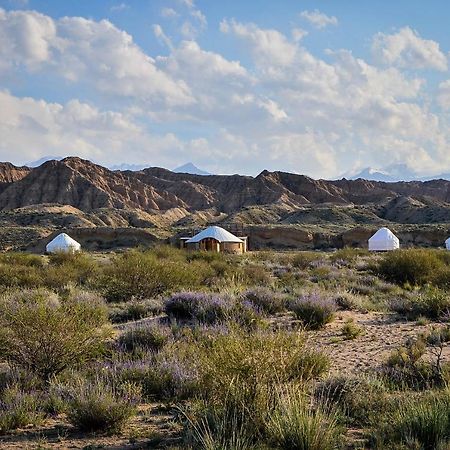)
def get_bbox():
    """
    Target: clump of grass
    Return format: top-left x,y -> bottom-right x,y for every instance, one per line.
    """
265,385 -> 342,450
64,376 -> 140,432
315,375 -> 389,427
183,398 -> 257,450
289,293 -> 337,330
390,287 -> 450,320
108,298 -> 164,323
375,390 -> 450,450
341,319 -> 364,340
292,252 -> 321,270
416,316 -> 430,326
333,290 -> 362,311
118,323 -> 172,353
0,386 -> 44,433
